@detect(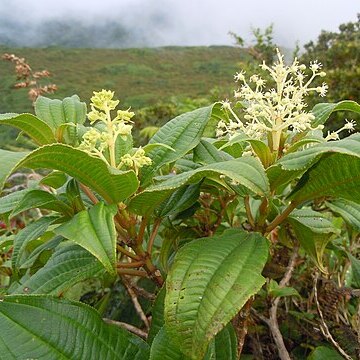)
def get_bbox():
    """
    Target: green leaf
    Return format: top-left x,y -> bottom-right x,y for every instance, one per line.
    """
12,216 -> 56,273
40,171 -> 67,189
54,202 -> 117,275
11,189 -> 73,217
288,209 -> 338,272
0,295 -> 149,359
156,183 -> 201,218
279,133 -> 360,171
150,326 -> 188,360
268,280 -> 300,298
12,244 -> 105,295
19,235 -> 63,269
0,189 -> 29,215
164,229 -> 268,359
289,153 -> 360,204
326,199 -> 360,231
248,139 -> 273,168
129,157 -> 269,215
193,139 -> 233,165
0,113 -> 56,145
311,100 -> 360,127
150,324 -> 237,360
308,346 -> 344,360
141,104 -> 218,185
35,95 -> 87,130
0,144 -> 139,203
148,287 -> 166,344
0,149 -> 29,192
348,253 -> 360,288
